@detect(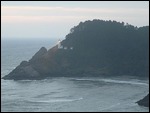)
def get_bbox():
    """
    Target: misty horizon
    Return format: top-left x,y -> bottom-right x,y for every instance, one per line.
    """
1,1 -> 149,39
